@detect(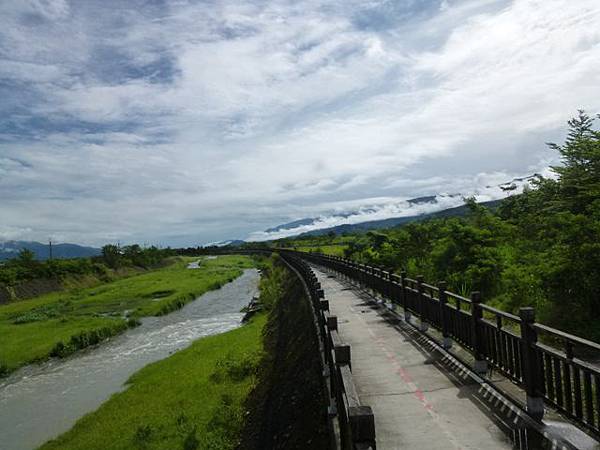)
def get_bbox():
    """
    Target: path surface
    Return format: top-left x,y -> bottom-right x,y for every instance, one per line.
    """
313,267 -> 513,450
